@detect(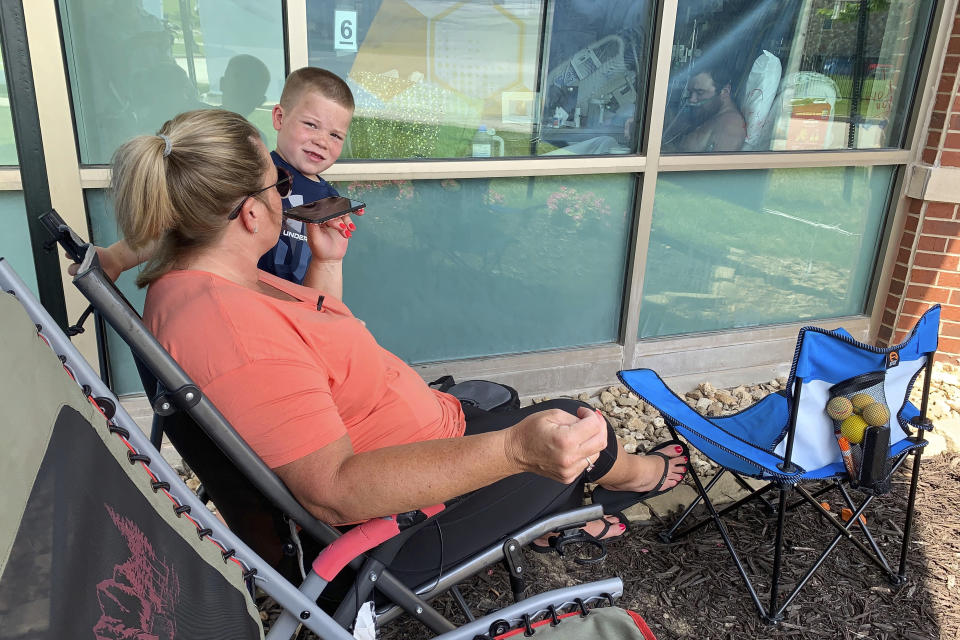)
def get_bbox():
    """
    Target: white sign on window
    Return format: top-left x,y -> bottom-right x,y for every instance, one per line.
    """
334,10 -> 358,51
